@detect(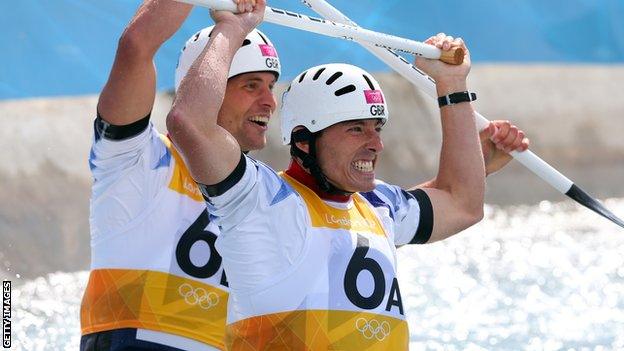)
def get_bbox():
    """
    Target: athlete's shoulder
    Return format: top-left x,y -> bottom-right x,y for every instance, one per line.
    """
362,180 -> 433,245
361,180 -> 422,220
245,156 -> 295,205
90,122 -> 173,180
361,180 -> 400,207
